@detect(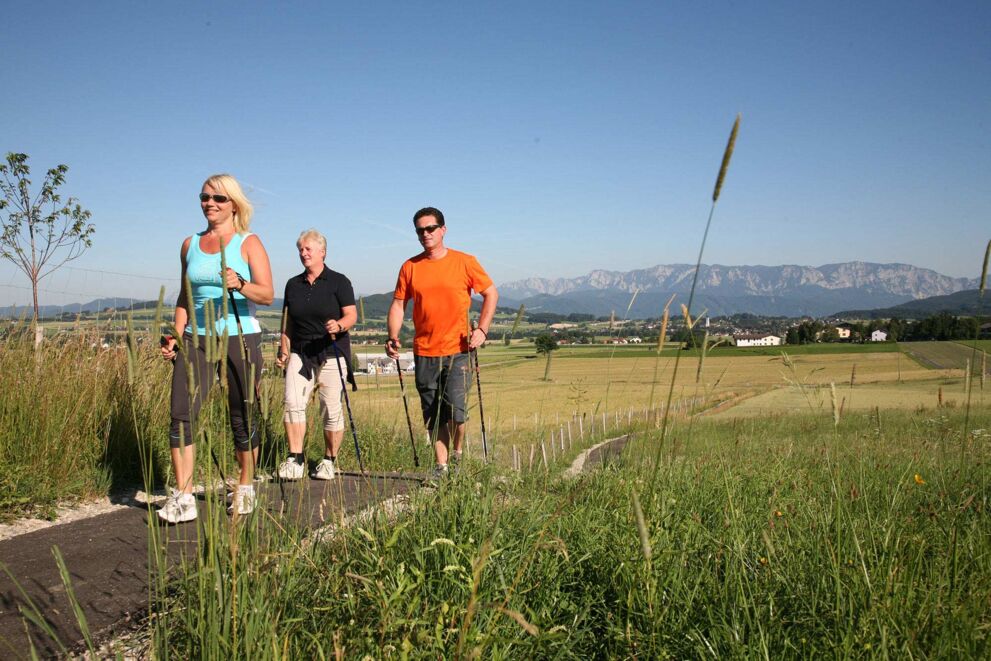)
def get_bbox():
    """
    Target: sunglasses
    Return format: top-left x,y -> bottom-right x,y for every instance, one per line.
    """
199,193 -> 231,203
415,224 -> 442,236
